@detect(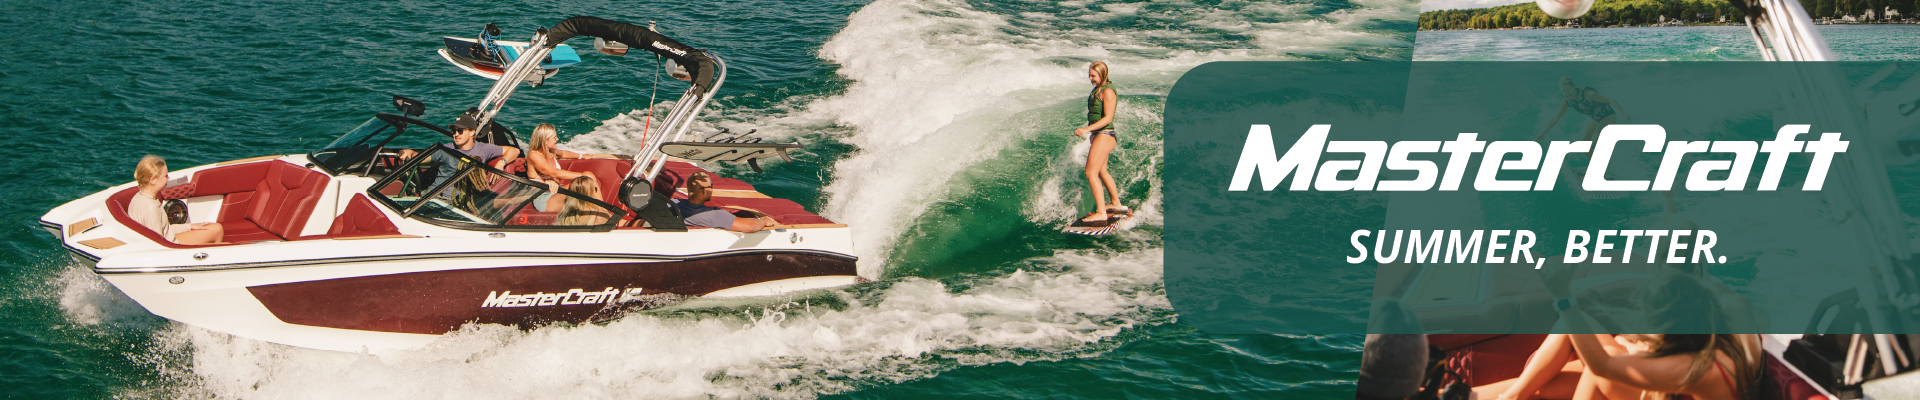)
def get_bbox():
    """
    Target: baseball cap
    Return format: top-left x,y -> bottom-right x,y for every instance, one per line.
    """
451,108 -> 483,131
